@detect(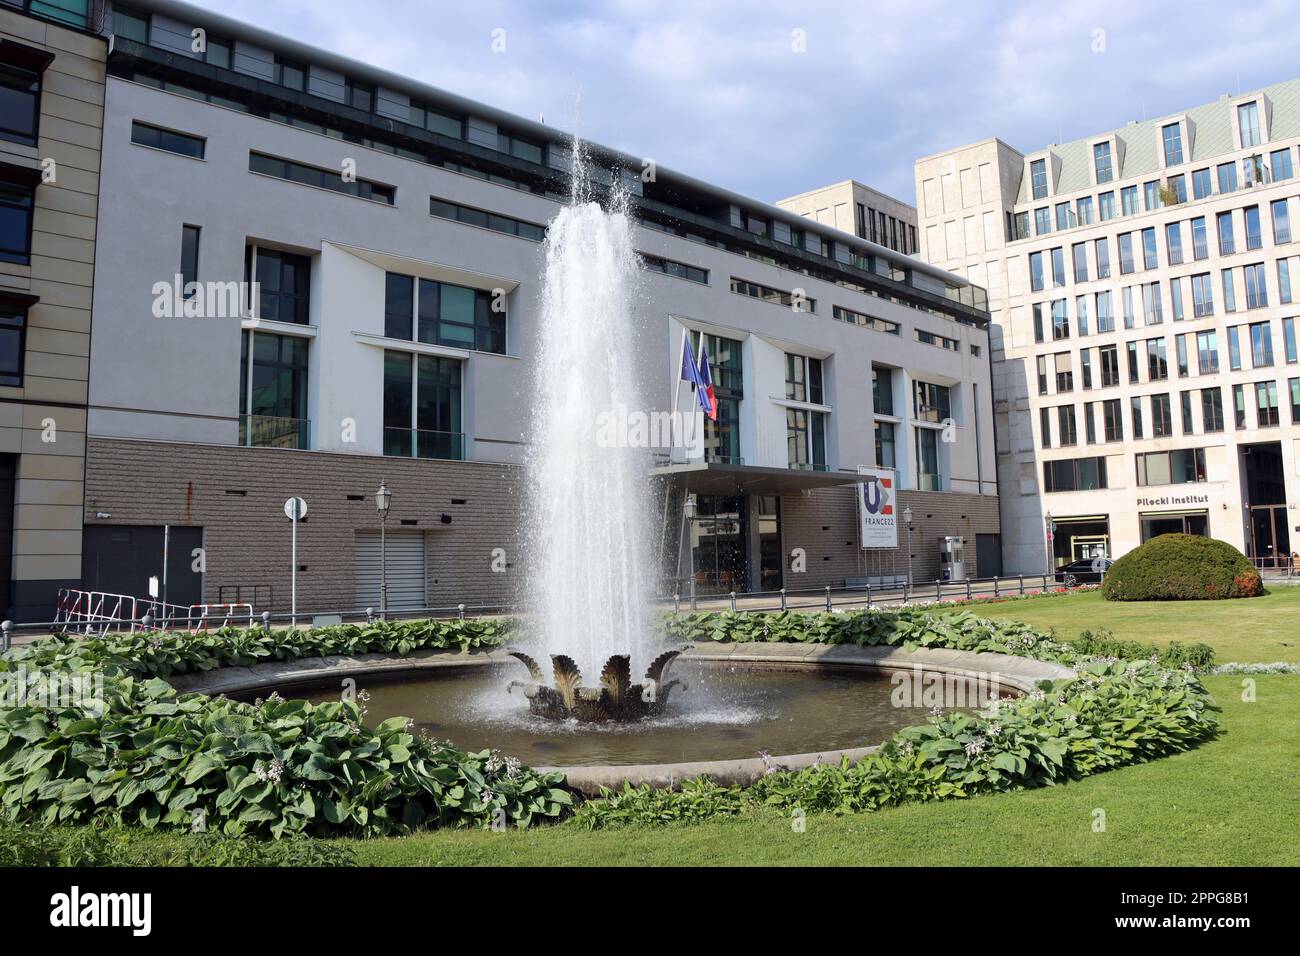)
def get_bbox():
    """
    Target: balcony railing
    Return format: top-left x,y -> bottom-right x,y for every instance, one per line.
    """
240,415 -> 311,450
384,427 -> 465,461
917,472 -> 944,492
